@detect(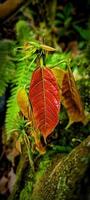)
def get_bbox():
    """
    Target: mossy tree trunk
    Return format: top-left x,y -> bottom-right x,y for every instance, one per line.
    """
8,136 -> 90,200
